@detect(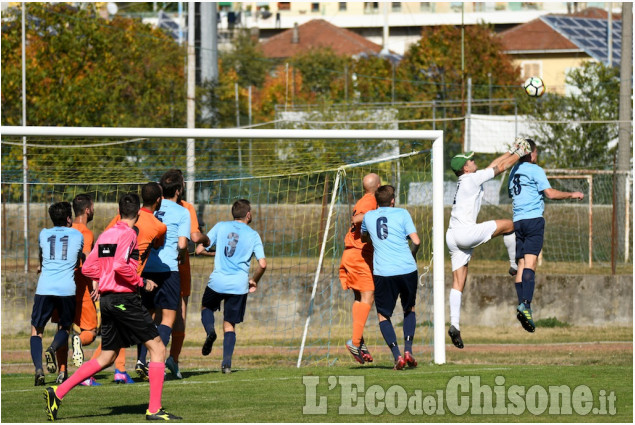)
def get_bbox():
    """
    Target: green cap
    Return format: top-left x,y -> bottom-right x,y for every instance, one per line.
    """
450,151 -> 475,172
